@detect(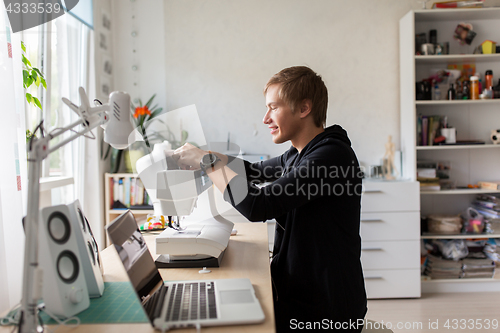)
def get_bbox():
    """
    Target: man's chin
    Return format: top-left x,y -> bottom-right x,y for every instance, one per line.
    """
271,135 -> 286,144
